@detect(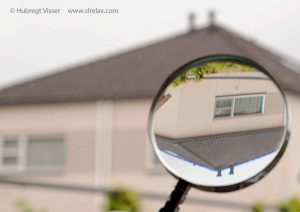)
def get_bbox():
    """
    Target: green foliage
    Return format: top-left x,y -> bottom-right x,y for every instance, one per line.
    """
251,202 -> 265,212
278,198 -> 300,212
172,61 -> 253,87
251,197 -> 300,212
14,199 -> 47,212
103,186 -> 141,212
